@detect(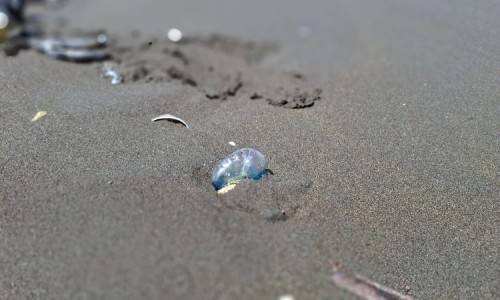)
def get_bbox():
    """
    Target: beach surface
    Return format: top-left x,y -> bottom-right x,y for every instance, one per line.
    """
1,0 -> 499,299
